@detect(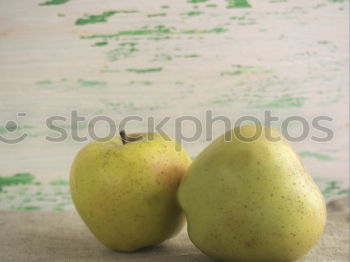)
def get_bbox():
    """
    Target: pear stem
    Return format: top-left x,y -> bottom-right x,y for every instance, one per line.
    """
120,130 -> 127,145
